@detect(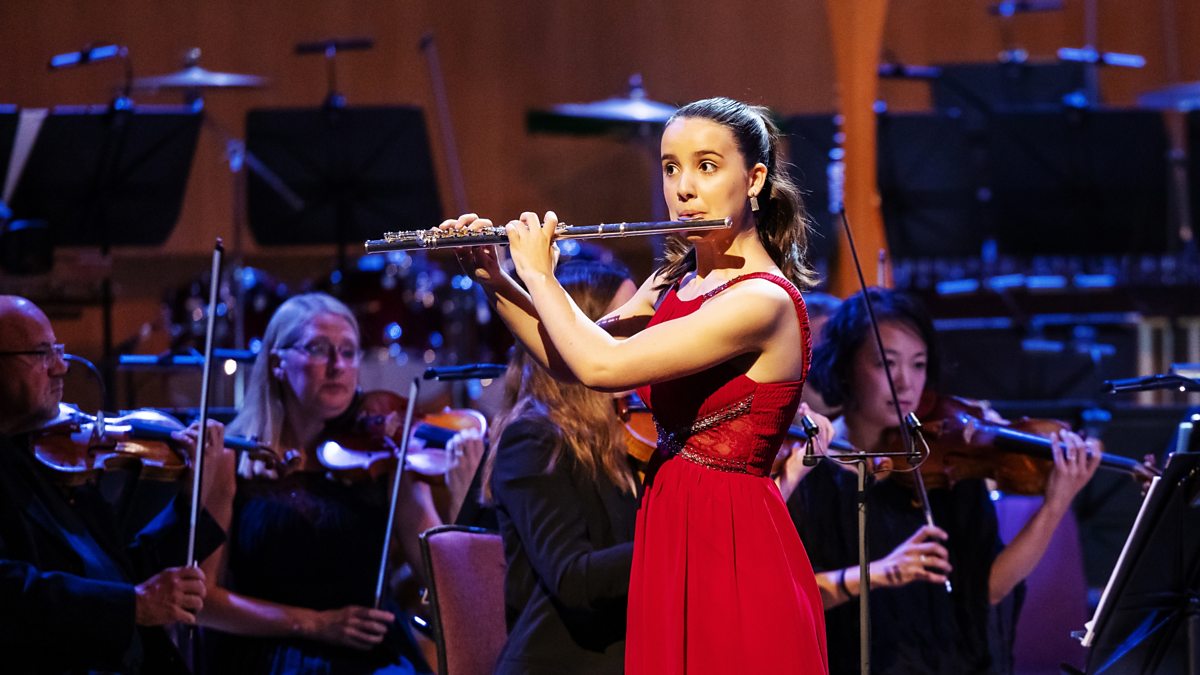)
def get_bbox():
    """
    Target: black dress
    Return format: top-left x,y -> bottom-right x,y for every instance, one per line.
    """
205,470 -> 429,674
490,417 -> 638,675
205,400 -> 432,675
789,460 -> 1014,675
